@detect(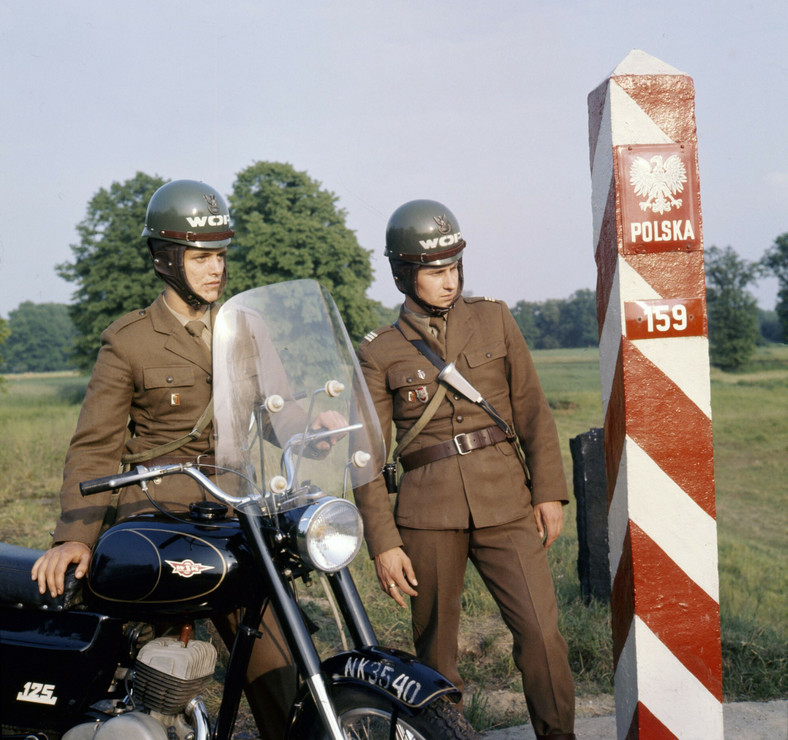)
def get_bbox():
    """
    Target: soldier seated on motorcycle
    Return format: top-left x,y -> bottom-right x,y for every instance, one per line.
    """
31,179 -> 344,740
